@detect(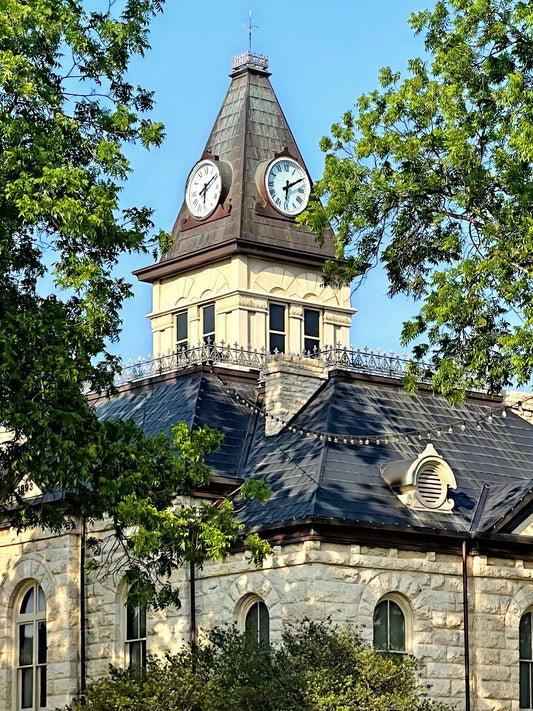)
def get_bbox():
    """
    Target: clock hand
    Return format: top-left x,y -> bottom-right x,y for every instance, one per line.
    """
199,175 -> 217,200
287,177 -> 305,189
